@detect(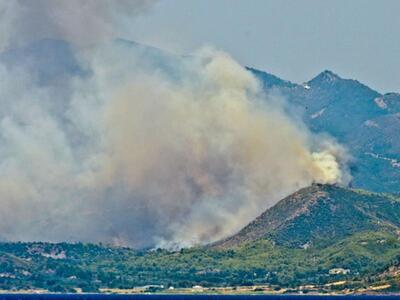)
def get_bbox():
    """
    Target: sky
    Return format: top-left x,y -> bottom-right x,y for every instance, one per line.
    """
130,0 -> 400,93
